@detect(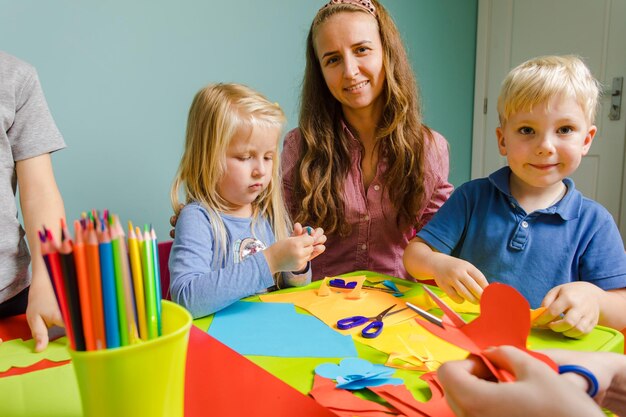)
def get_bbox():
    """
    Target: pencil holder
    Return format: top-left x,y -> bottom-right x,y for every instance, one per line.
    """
69,300 -> 192,417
